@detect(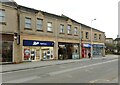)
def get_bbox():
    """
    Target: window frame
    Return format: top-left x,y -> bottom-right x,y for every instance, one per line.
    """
94,33 -> 97,40
0,9 -> 5,23
36,18 -> 43,31
47,22 -> 53,32
60,24 -> 64,33
99,34 -> 101,40
74,27 -> 78,35
25,17 -> 32,29
67,25 -> 72,34
81,31 -> 83,39
85,32 -> 89,39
